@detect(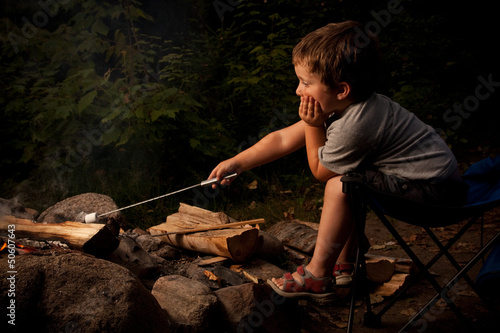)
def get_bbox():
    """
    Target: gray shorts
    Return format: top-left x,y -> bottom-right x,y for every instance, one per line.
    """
347,170 -> 469,207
